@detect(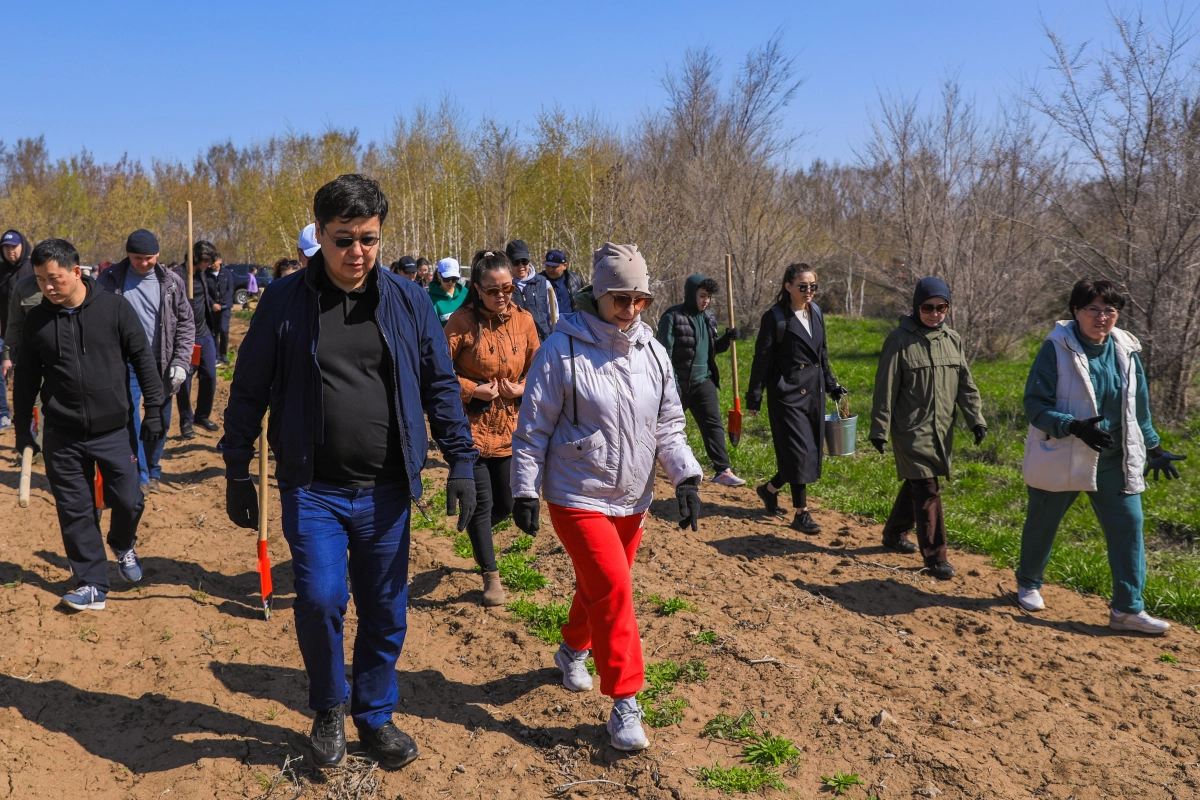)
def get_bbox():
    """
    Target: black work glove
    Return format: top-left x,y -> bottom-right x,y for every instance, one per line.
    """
225,478 -> 258,529
830,385 -> 850,403
1067,415 -> 1114,453
512,497 -> 541,535
1144,445 -> 1186,481
676,476 -> 701,531
973,424 -> 988,446
724,327 -> 739,341
446,477 -> 477,532
871,438 -> 886,455
15,424 -> 38,456
140,406 -> 166,443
